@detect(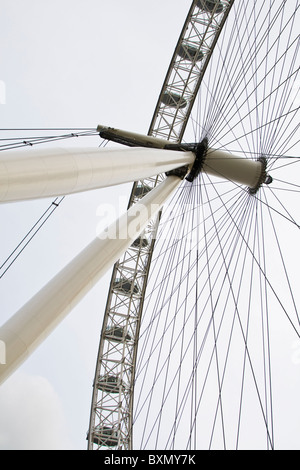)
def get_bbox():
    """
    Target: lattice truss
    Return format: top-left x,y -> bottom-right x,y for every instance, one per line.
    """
87,0 -> 234,450
149,0 -> 233,142
88,177 -> 164,449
